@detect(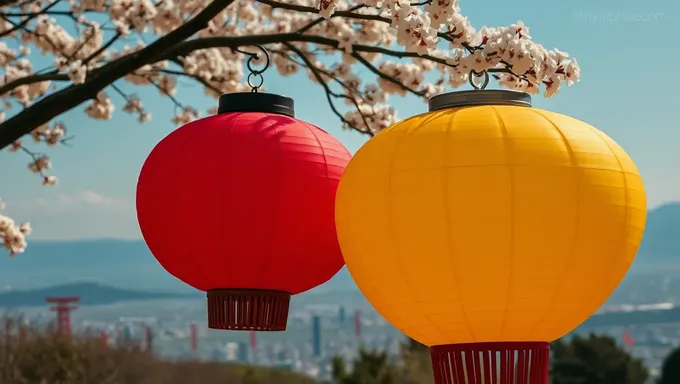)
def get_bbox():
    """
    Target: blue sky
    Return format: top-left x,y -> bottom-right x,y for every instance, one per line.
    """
0,0 -> 677,240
